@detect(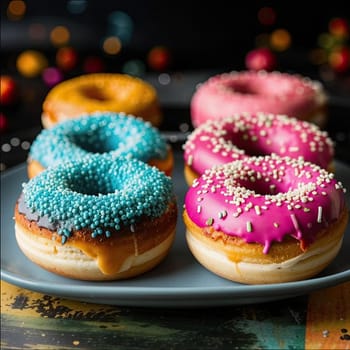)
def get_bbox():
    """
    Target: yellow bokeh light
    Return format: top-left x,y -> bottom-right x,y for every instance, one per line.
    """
7,0 -> 26,20
16,50 -> 48,78
270,29 -> 291,51
103,36 -> 122,55
50,26 -> 70,46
